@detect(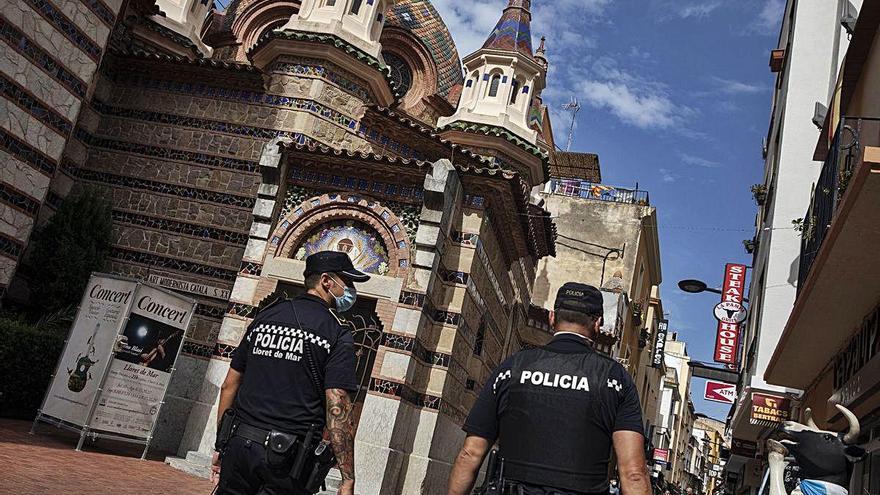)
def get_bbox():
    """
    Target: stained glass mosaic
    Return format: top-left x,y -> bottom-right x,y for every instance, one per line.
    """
294,220 -> 390,275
